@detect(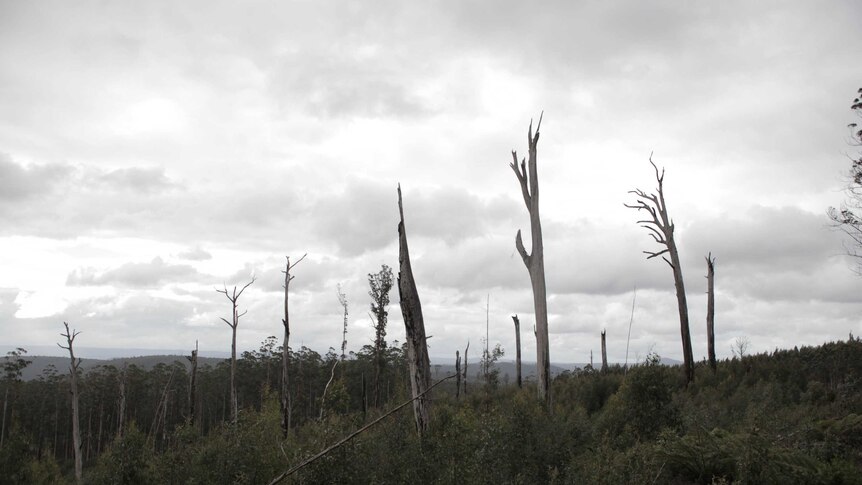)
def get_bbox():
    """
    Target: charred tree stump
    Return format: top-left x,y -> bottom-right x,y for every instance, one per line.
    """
601,330 -> 609,374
